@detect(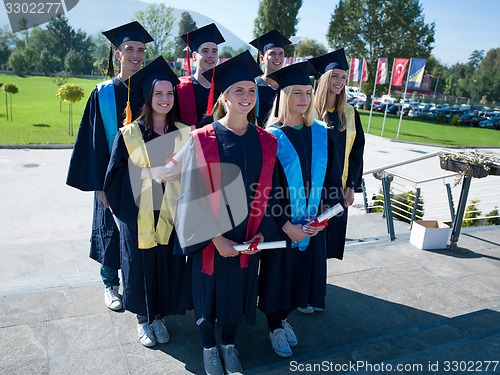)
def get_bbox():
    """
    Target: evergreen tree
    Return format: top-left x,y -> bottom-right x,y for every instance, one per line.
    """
175,12 -> 197,58
253,0 -> 303,54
